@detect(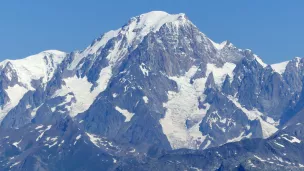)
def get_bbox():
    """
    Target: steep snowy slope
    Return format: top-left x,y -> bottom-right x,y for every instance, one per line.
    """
271,61 -> 290,74
67,11 -> 189,71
